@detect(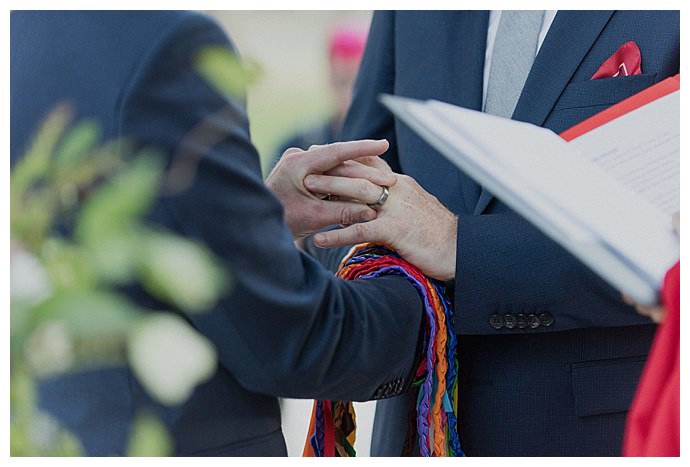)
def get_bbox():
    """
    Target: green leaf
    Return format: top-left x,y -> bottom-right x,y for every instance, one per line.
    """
11,104 -> 73,203
127,412 -> 173,456
41,429 -> 82,456
11,247 -> 53,356
40,238 -> 97,290
11,364 -> 84,456
10,423 -> 32,457
137,229 -> 230,313
194,45 -> 262,101
54,119 -> 101,168
9,390 -> 36,456
12,189 -> 63,253
28,289 -> 140,340
11,105 -> 74,250
54,137 -> 128,192
11,298 -> 34,356
76,153 -> 163,245
84,230 -> 138,285
9,364 -> 37,425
